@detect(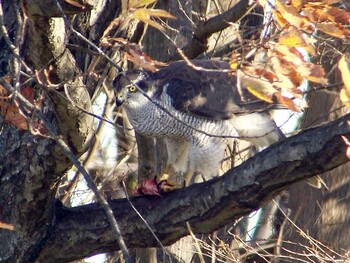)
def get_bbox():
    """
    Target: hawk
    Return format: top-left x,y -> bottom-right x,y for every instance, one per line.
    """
114,60 -> 285,184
